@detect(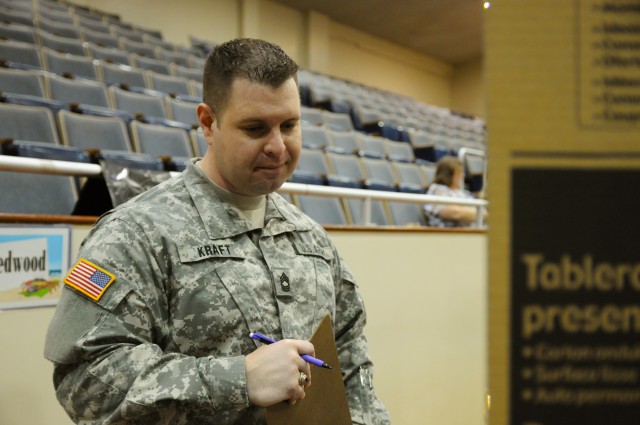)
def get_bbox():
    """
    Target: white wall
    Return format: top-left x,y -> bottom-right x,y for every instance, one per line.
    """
0,225 -> 487,425
332,230 -> 488,425
452,56 -> 485,118
327,21 -> 453,108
